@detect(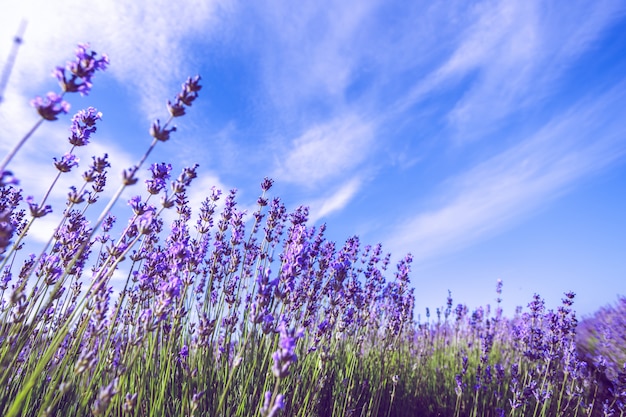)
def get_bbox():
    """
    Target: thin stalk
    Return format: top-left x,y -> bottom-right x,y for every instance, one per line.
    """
0,118 -> 45,174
